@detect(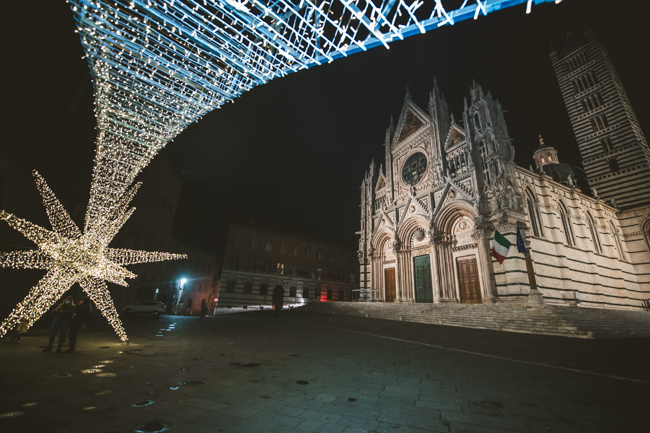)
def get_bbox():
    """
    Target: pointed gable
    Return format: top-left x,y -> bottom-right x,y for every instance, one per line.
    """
445,123 -> 466,150
398,110 -> 425,142
376,175 -> 386,191
393,94 -> 430,147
